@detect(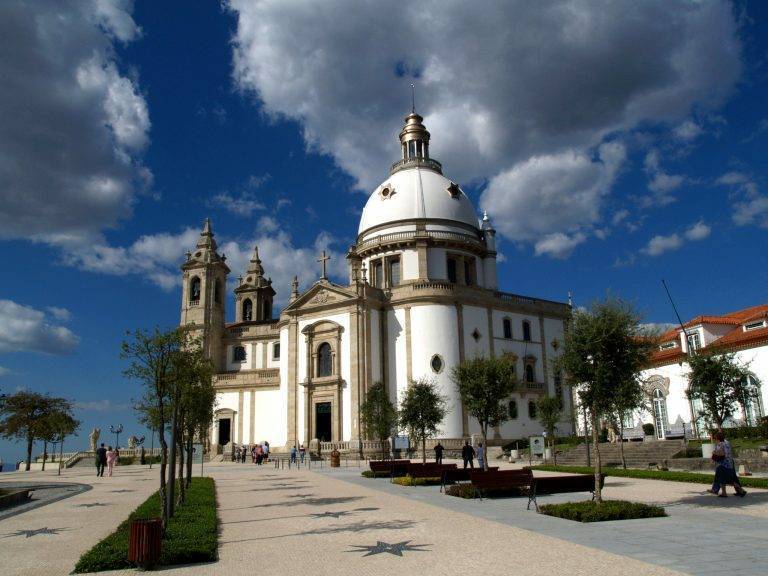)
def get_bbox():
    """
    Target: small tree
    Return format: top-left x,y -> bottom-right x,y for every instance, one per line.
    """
451,355 -> 516,470
536,396 -> 562,465
611,375 -> 645,469
686,352 -> 755,432
360,382 -> 398,459
558,298 -> 654,502
0,391 -> 59,471
398,378 -> 447,463
38,399 -> 80,473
